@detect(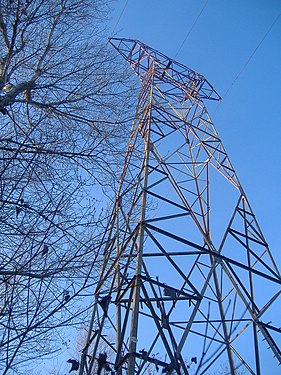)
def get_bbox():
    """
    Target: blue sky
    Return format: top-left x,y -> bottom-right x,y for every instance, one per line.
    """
109,0 -> 281,267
